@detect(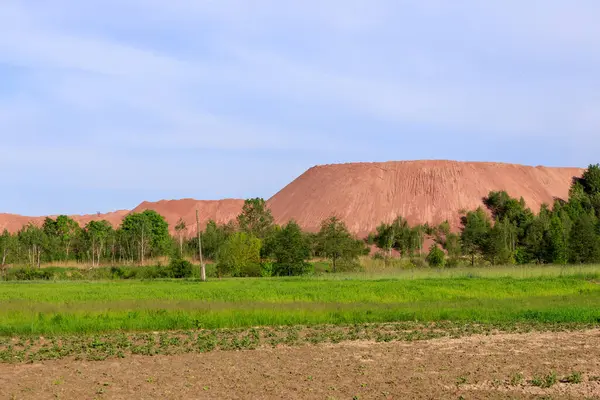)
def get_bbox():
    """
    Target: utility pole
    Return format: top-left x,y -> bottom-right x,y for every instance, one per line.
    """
196,210 -> 206,281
